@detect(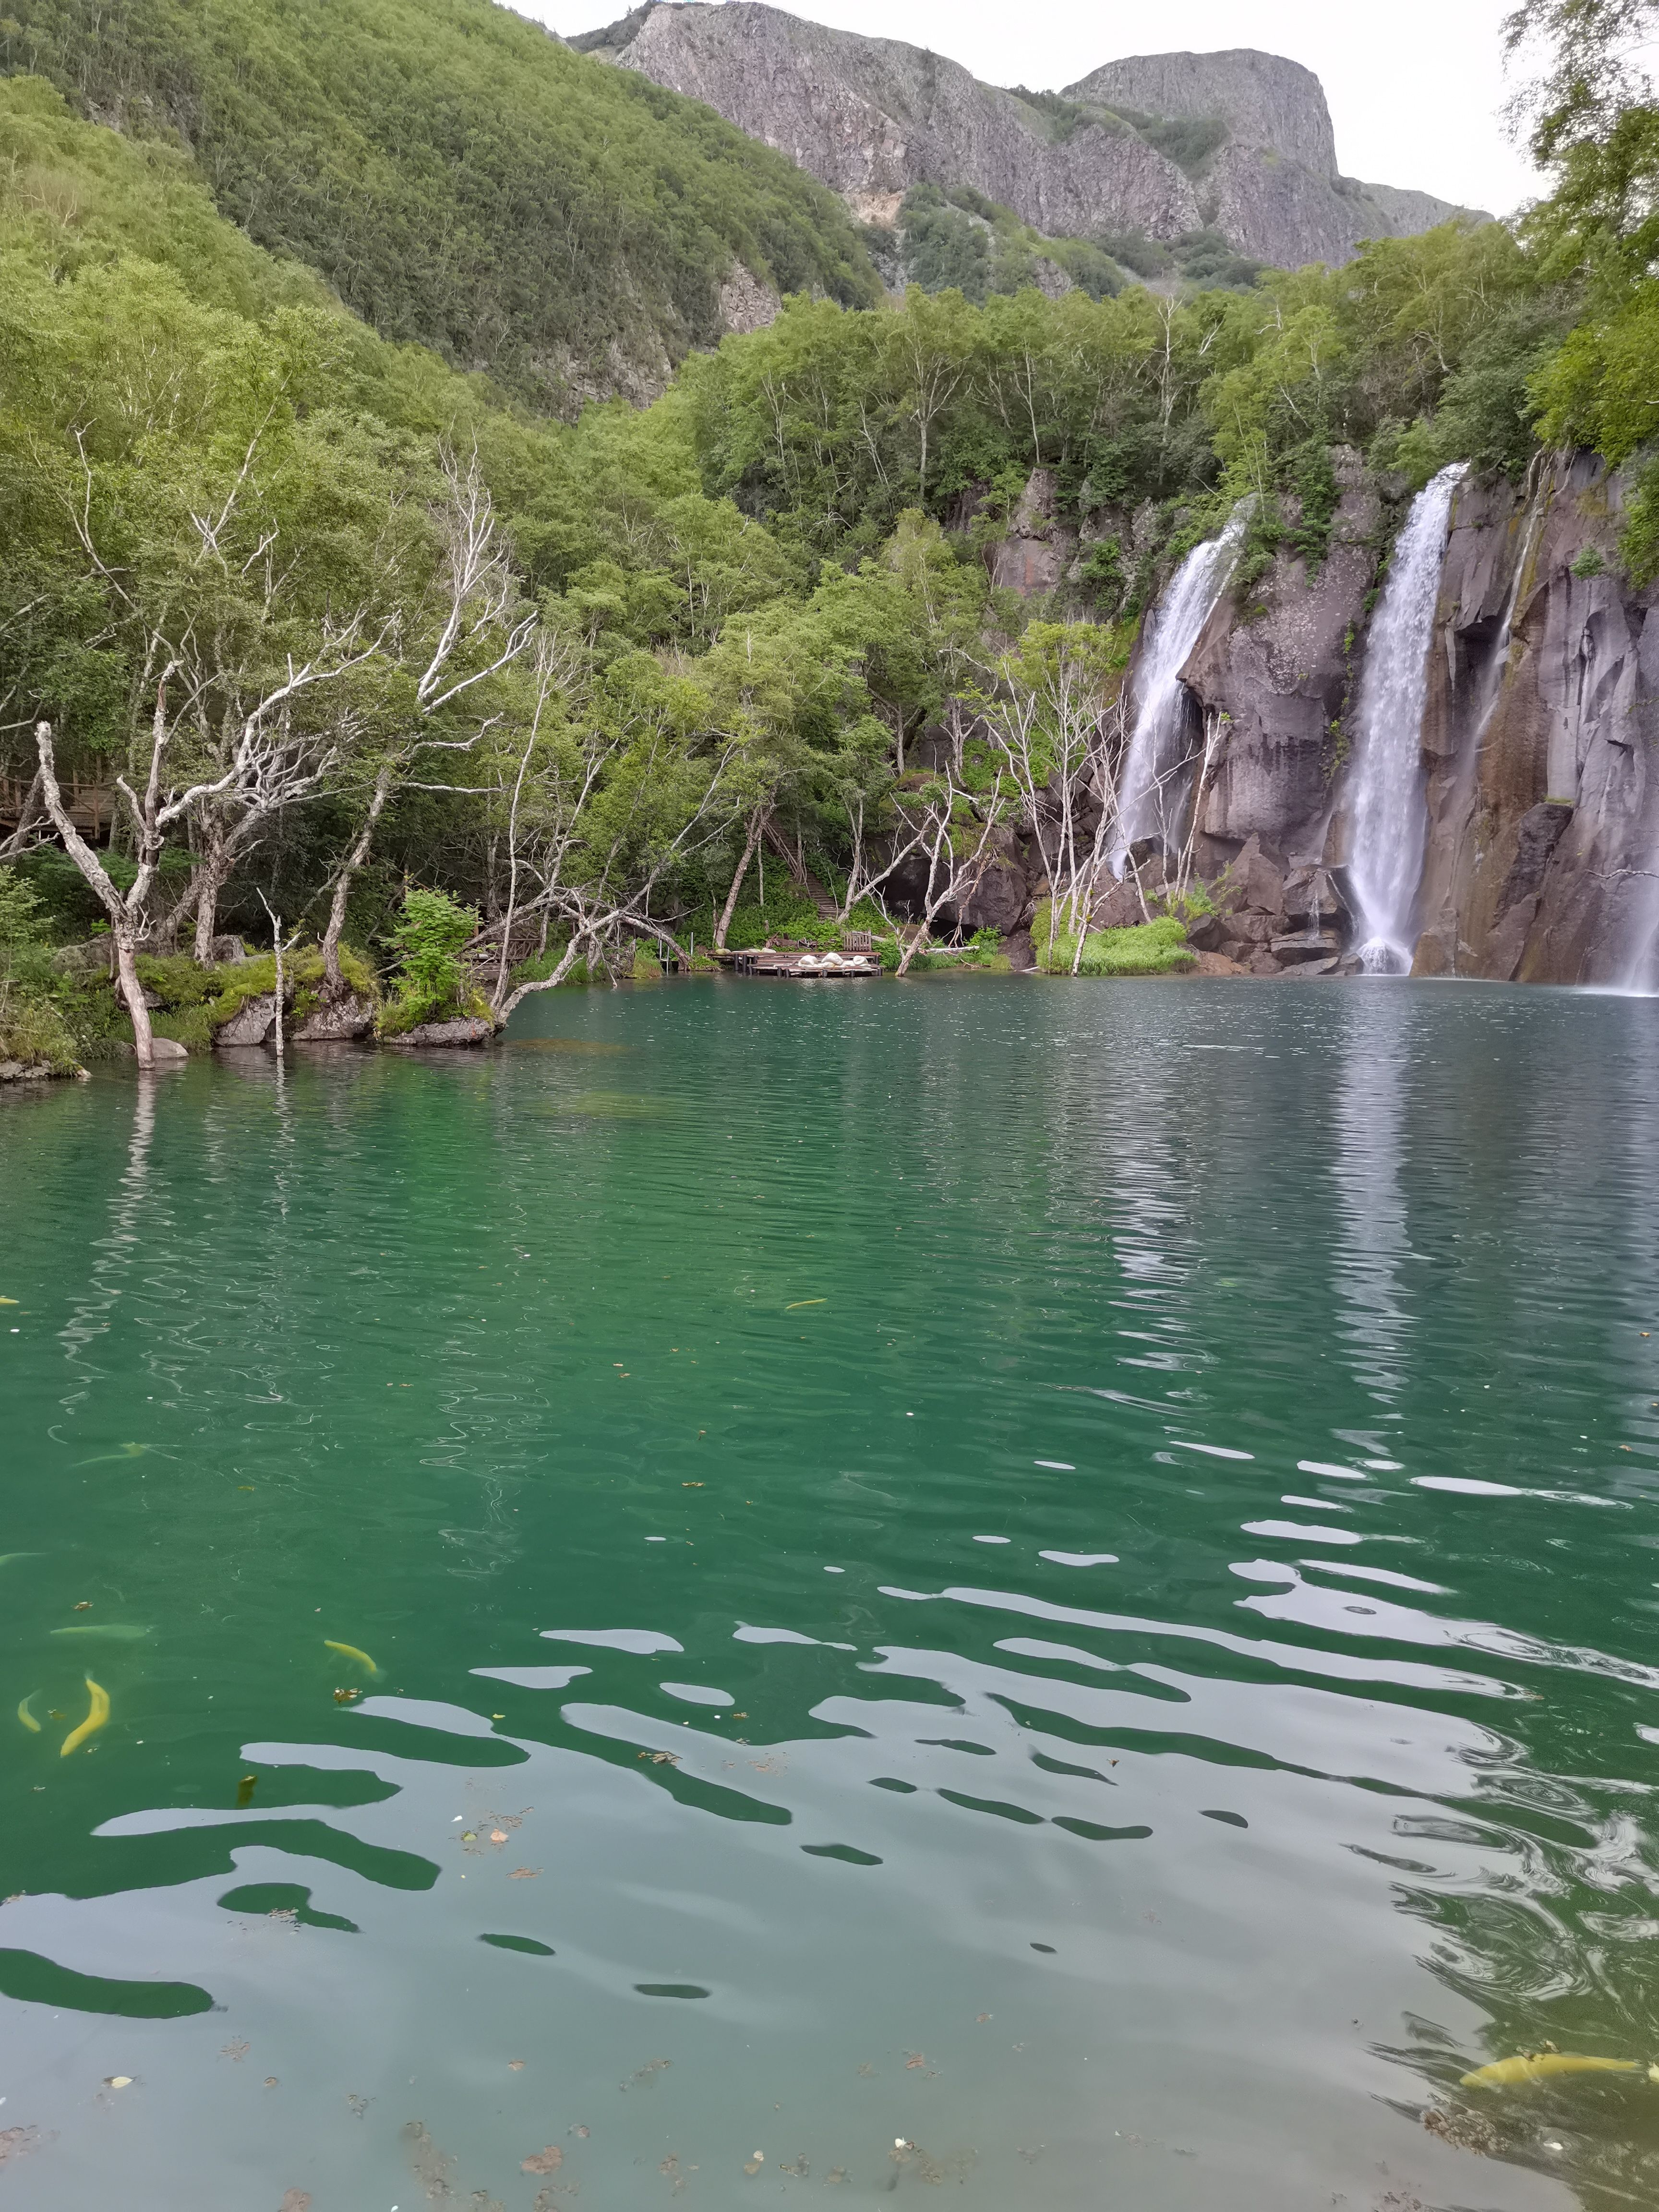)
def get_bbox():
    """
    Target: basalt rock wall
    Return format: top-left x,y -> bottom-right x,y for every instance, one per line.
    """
1182,447 -> 1381,870
1410,456 -> 1659,985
